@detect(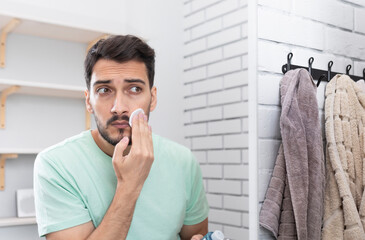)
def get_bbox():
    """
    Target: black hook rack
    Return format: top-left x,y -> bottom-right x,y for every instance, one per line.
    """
282,53 -> 364,87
